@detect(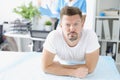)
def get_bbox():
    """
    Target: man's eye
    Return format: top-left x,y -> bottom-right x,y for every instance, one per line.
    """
74,23 -> 78,26
66,24 -> 70,27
